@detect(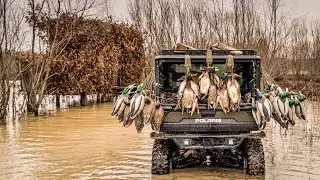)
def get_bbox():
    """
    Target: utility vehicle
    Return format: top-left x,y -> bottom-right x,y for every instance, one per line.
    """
151,49 -> 265,175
